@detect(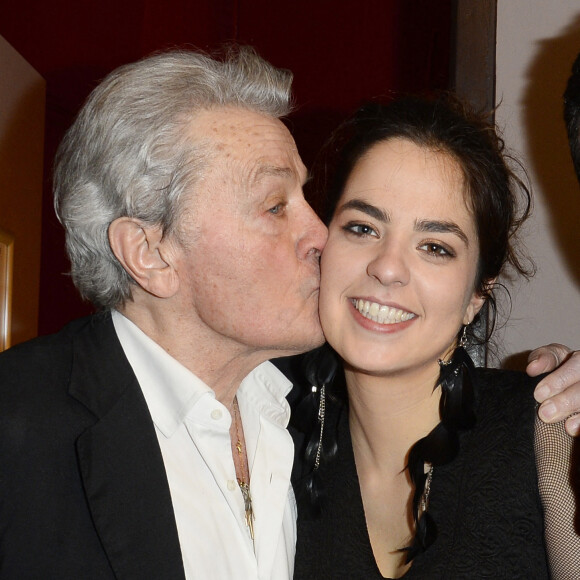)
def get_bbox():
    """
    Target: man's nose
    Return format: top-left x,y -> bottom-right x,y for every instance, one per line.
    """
298,203 -> 328,261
